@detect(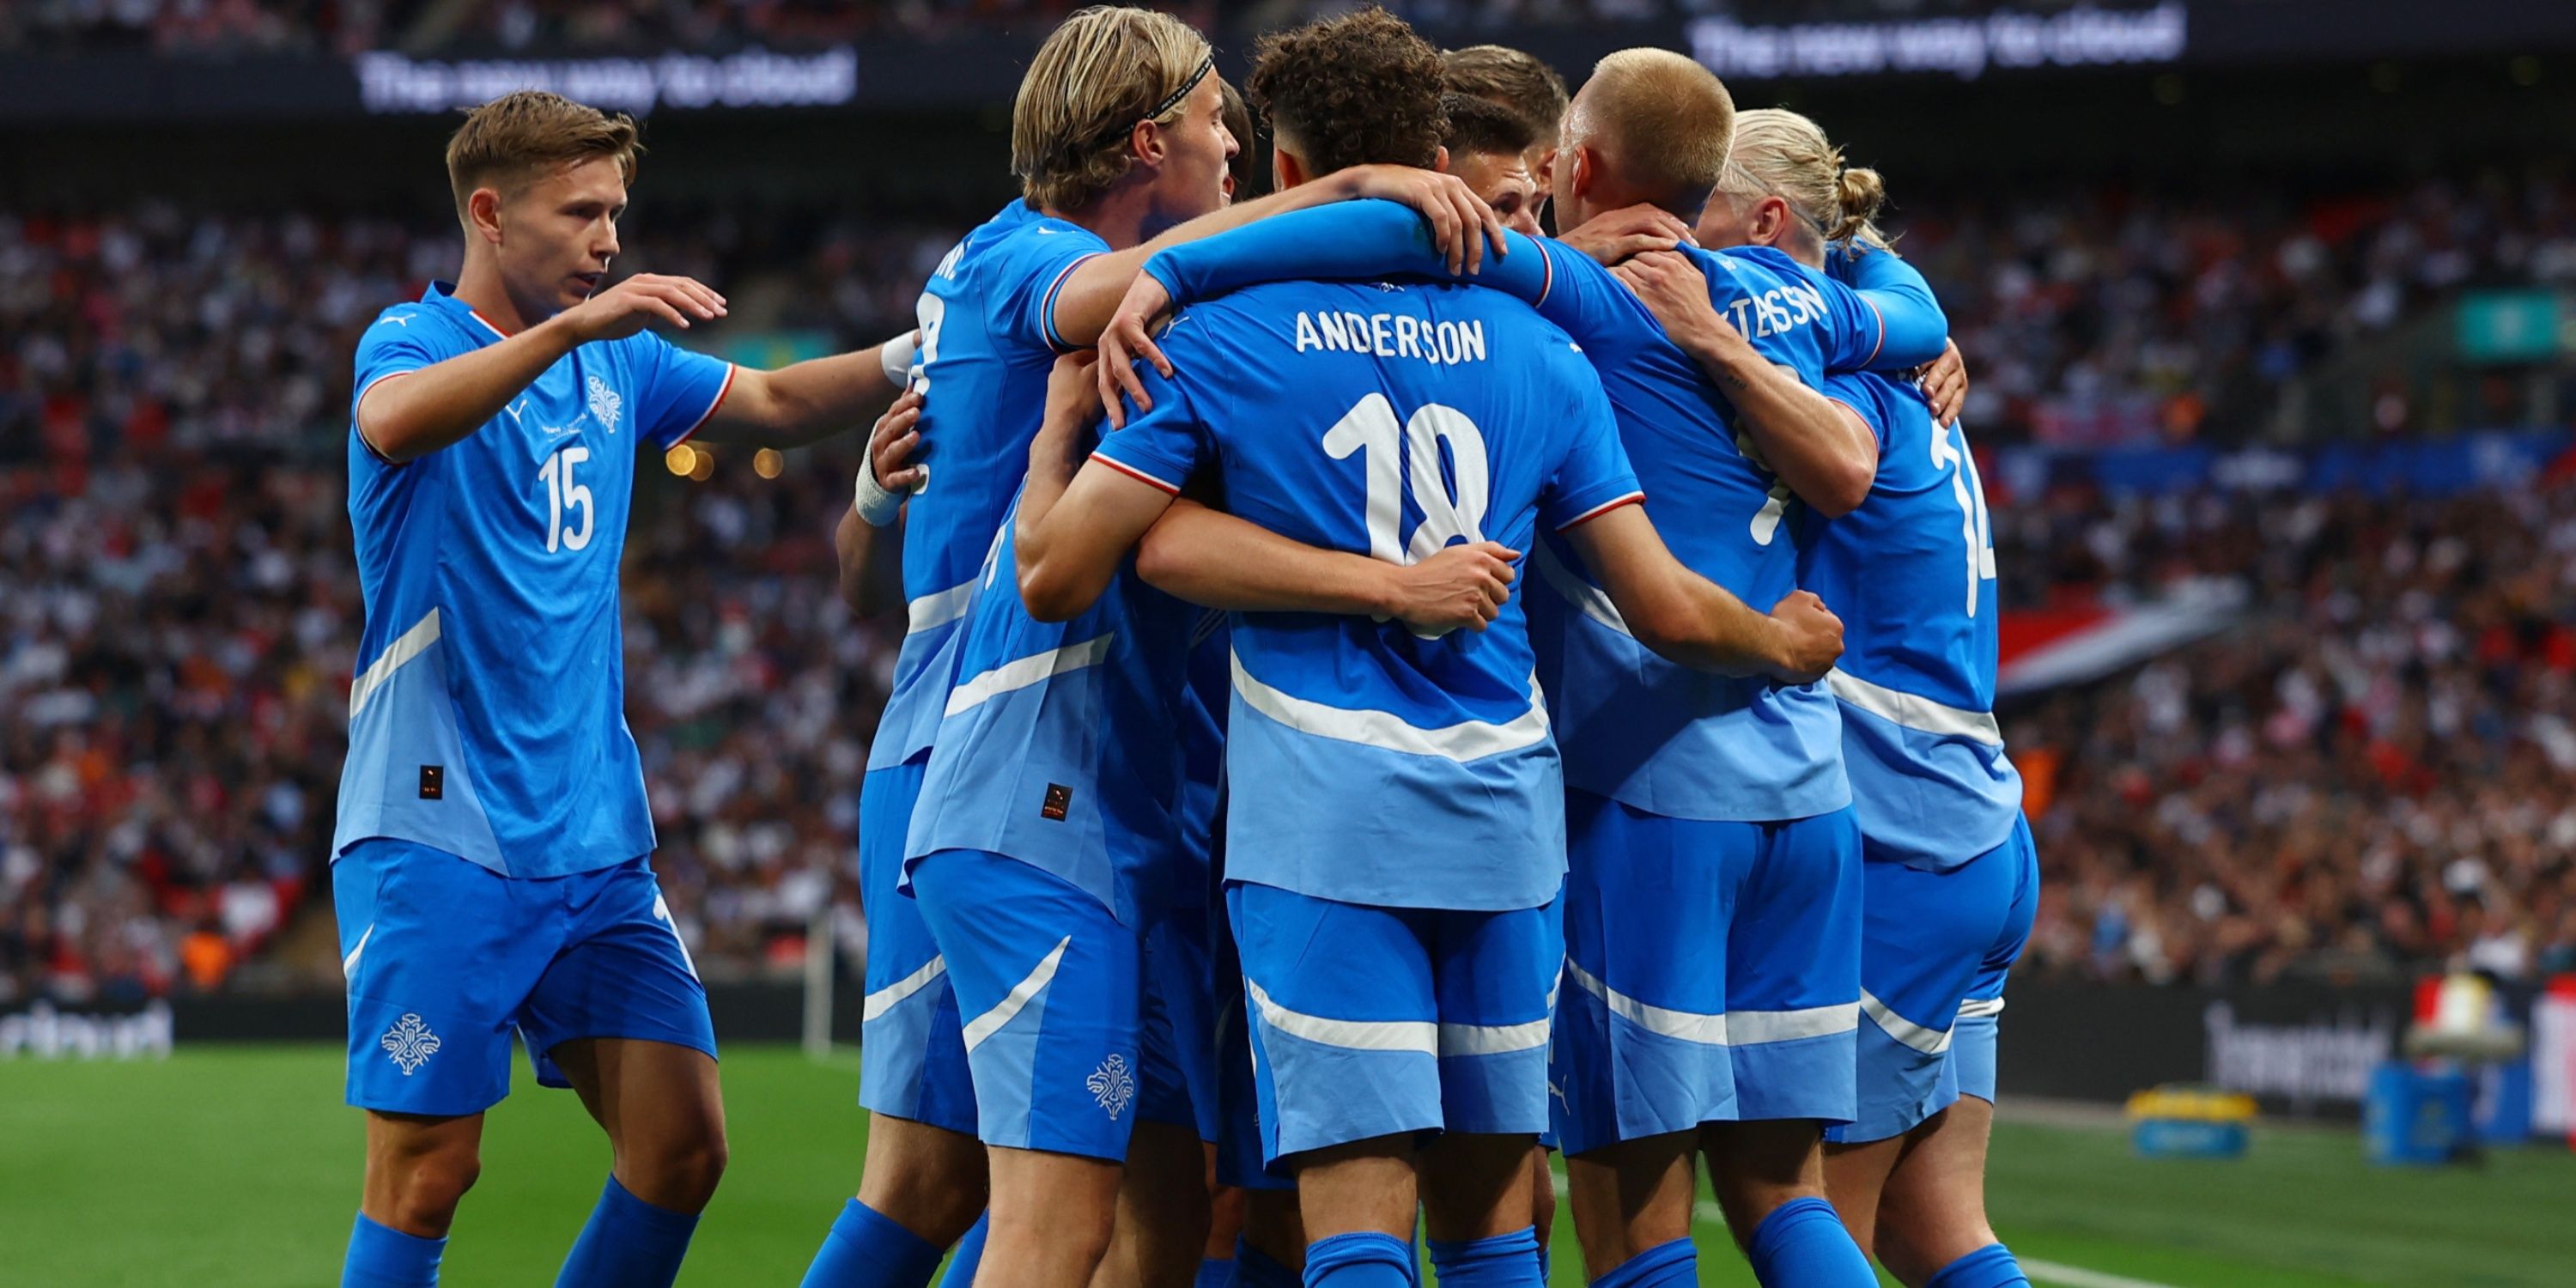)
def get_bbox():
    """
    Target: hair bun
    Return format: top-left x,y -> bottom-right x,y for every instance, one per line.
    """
1831,165 -> 1887,243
